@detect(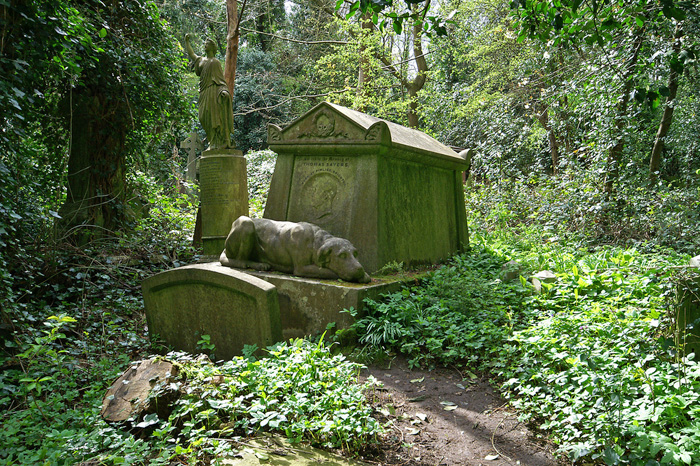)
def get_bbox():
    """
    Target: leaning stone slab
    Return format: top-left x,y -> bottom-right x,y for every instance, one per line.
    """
101,358 -> 178,424
142,263 -> 282,360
